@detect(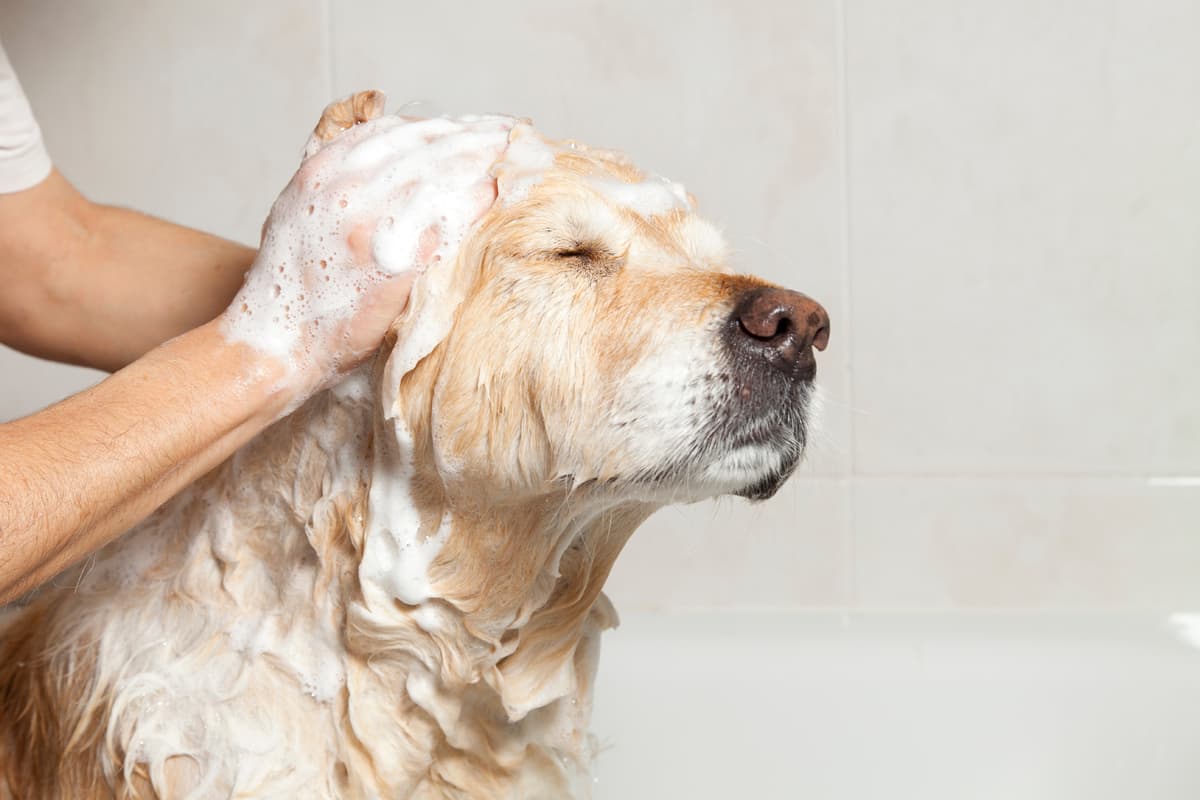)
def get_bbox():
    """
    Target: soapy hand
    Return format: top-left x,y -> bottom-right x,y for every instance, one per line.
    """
221,101 -> 514,397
